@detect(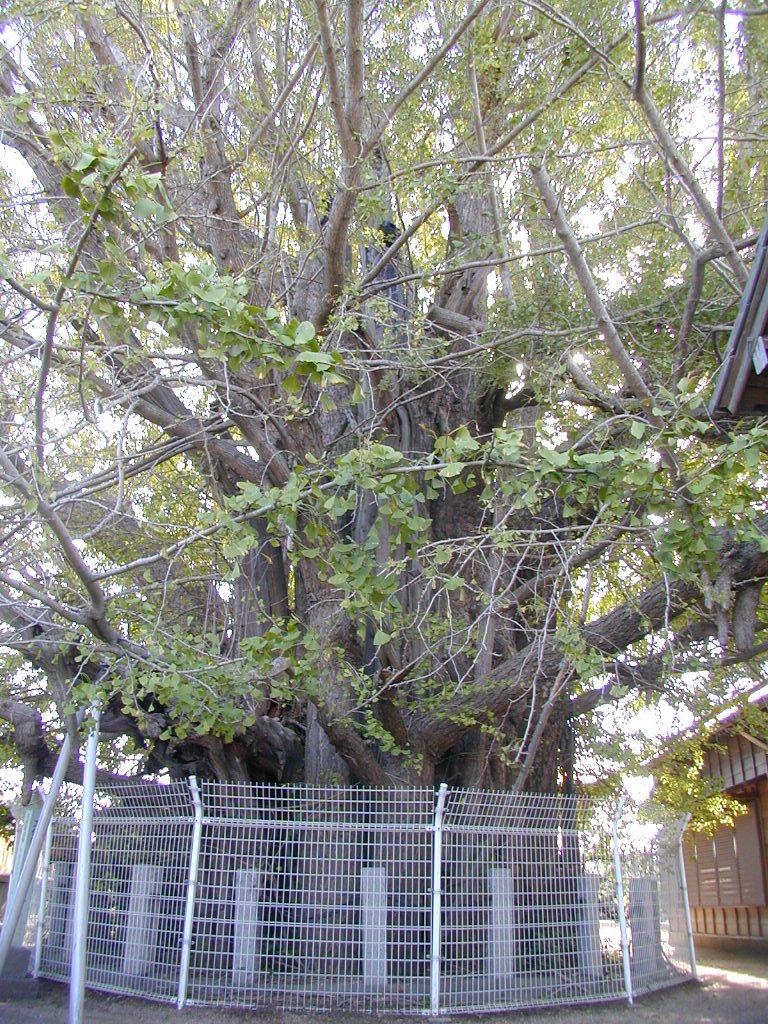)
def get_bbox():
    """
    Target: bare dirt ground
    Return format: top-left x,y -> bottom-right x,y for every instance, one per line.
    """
1,949 -> 766,1024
